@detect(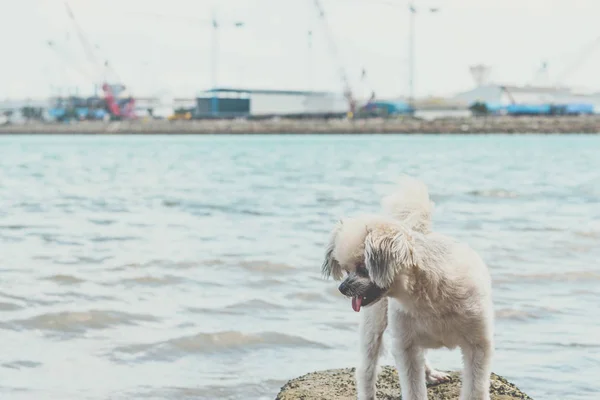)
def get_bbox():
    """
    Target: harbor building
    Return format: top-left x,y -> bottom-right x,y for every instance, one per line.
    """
194,88 -> 348,119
